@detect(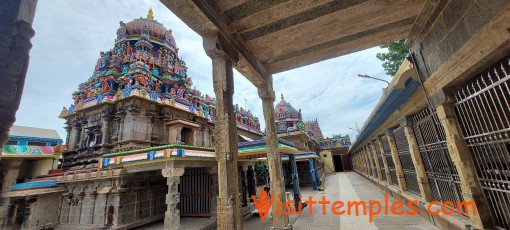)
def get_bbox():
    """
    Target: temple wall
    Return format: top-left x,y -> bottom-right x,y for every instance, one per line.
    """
409,0 -> 509,83
24,193 -> 61,230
